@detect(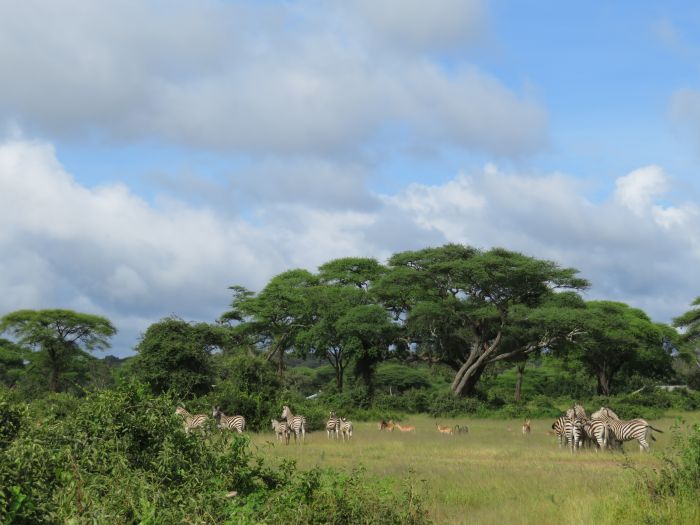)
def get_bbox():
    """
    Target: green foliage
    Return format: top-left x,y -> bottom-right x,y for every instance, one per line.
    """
612,422 -> 700,524
0,384 -> 427,524
131,316 -> 218,398
0,338 -> 27,388
0,388 -> 24,450
205,353 -> 282,431
0,309 -> 116,394
374,363 -> 434,393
